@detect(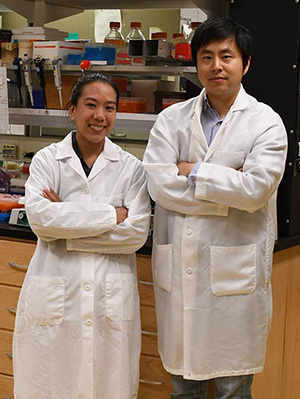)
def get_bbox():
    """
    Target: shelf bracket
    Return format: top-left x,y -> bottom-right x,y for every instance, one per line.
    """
1,0 -> 84,26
